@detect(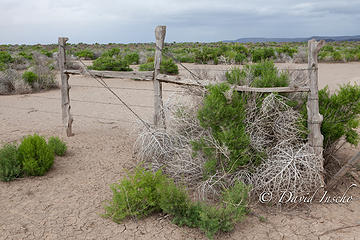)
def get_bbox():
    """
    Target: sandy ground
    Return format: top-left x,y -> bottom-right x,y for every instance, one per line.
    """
0,63 -> 360,240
